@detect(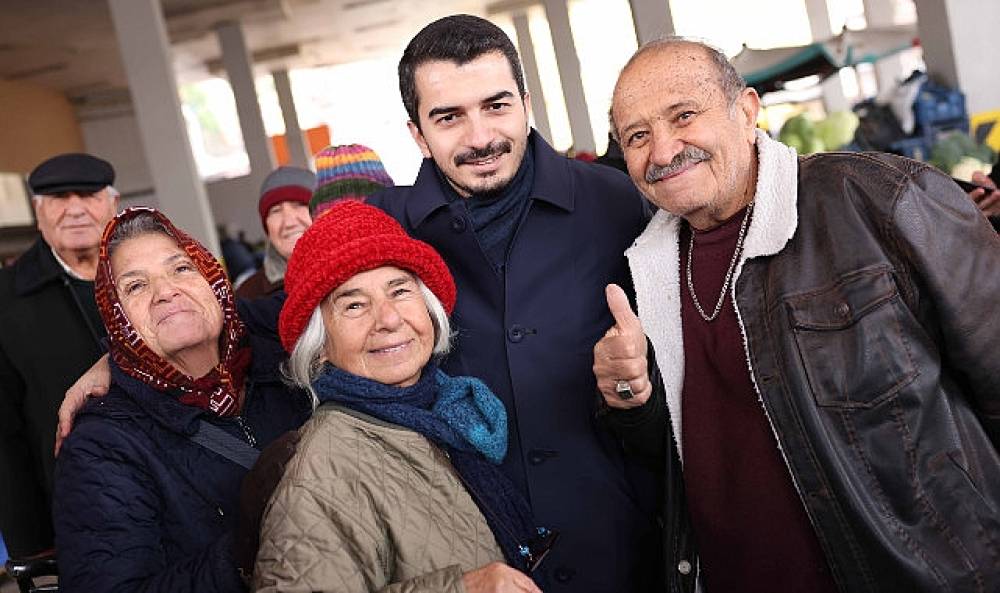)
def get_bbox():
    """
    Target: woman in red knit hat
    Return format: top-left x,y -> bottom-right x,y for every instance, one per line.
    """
254,200 -> 554,593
